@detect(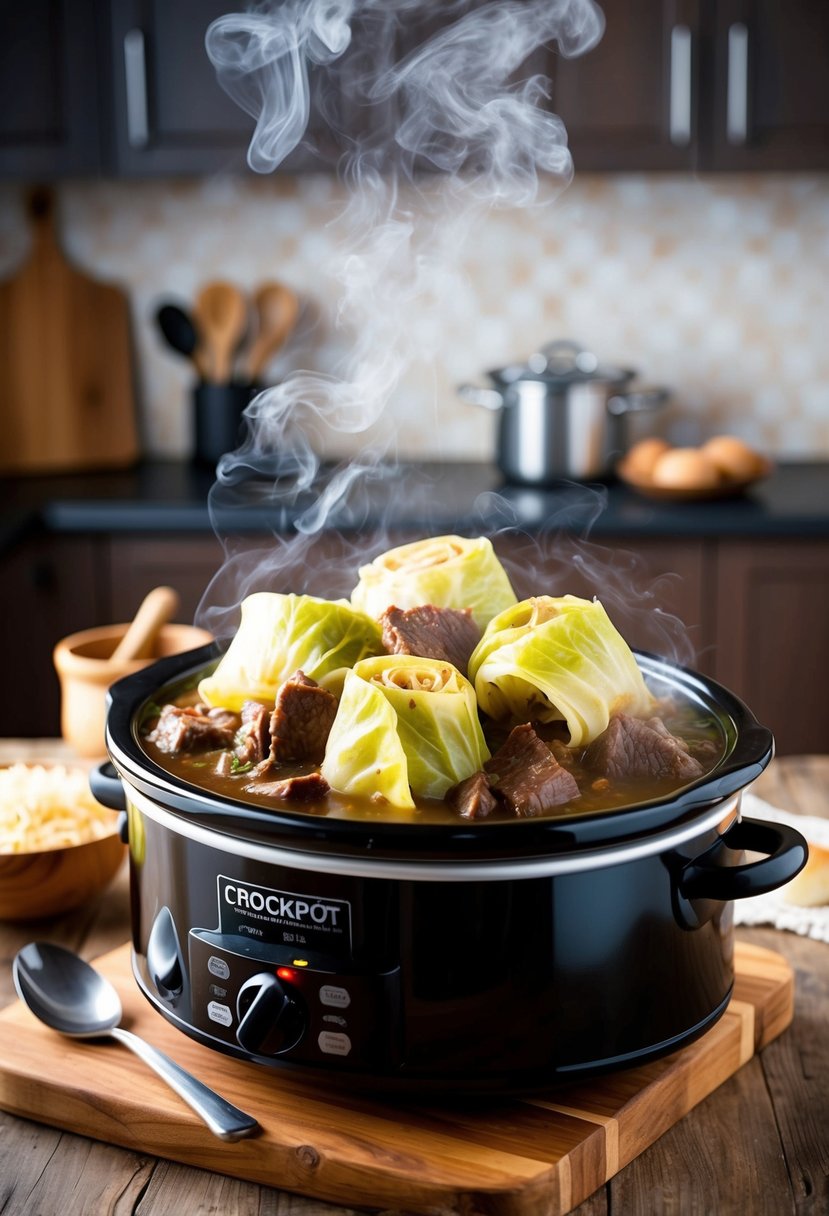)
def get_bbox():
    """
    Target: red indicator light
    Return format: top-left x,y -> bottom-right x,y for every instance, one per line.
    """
277,967 -> 296,982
